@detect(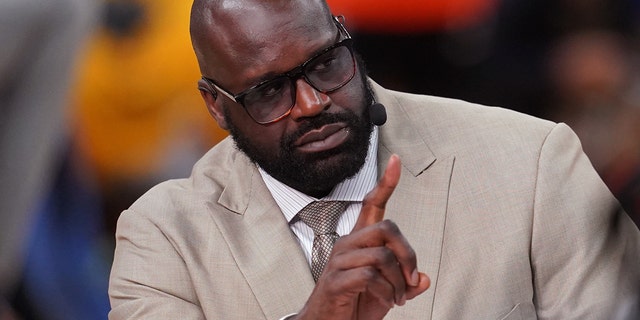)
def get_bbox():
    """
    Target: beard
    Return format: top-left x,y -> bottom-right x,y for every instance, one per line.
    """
225,60 -> 376,197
